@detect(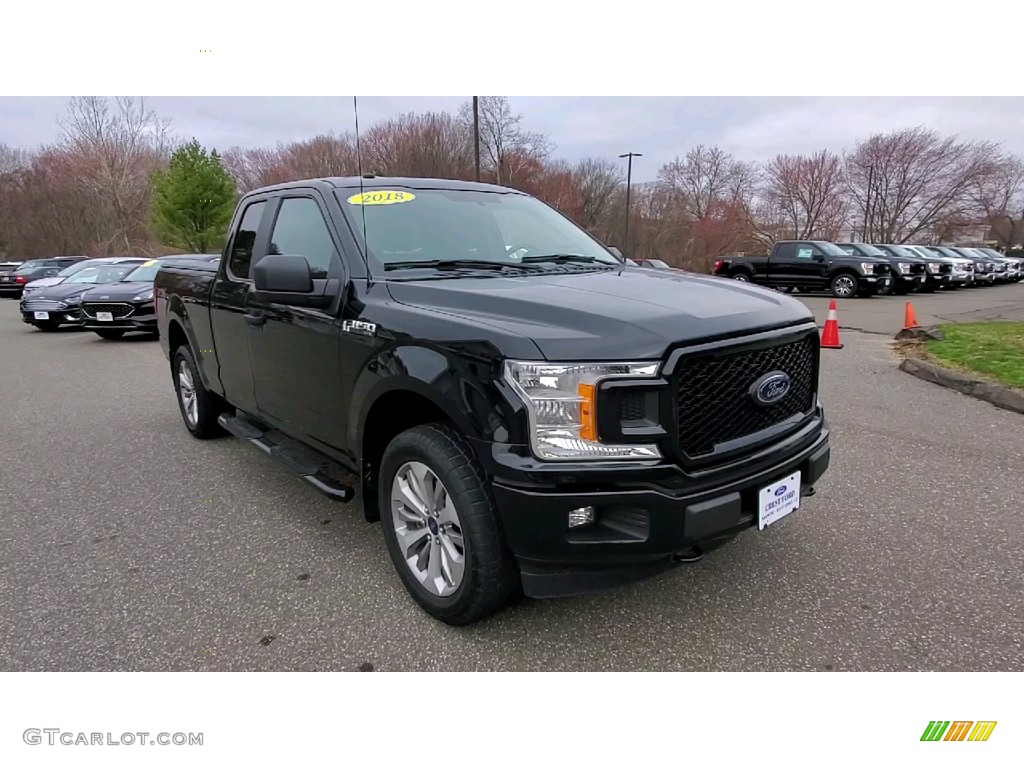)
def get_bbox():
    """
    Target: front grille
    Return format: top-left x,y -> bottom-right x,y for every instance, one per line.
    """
938,263 -> 952,274
82,302 -> 134,319
674,333 -> 817,459
619,392 -> 647,421
873,264 -> 890,276
22,299 -> 65,311
909,264 -> 927,275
